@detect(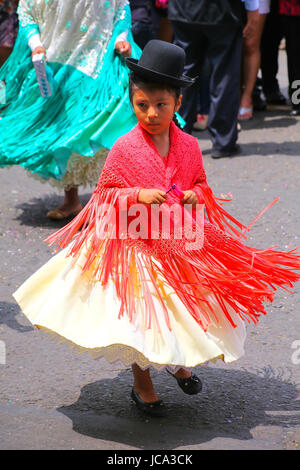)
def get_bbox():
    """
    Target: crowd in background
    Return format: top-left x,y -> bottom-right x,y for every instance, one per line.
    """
129,0 -> 300,159
0,0 -> 300,159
